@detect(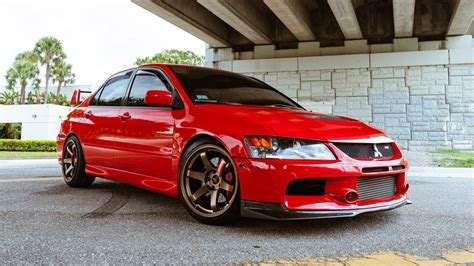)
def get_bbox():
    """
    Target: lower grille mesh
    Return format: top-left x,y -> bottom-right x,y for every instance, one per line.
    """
357,175 -> 397,201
